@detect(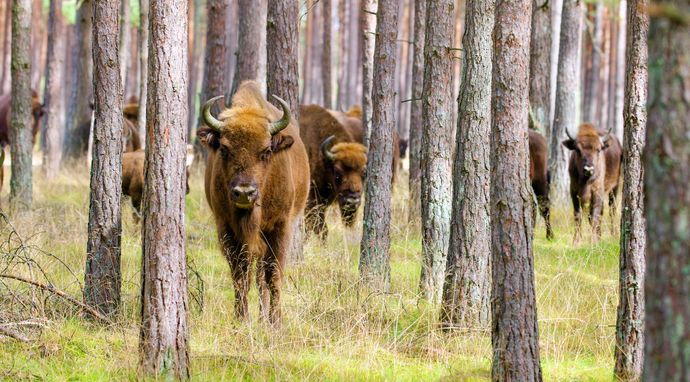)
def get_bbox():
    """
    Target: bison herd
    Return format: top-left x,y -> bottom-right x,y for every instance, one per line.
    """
0,81 -> 623,324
